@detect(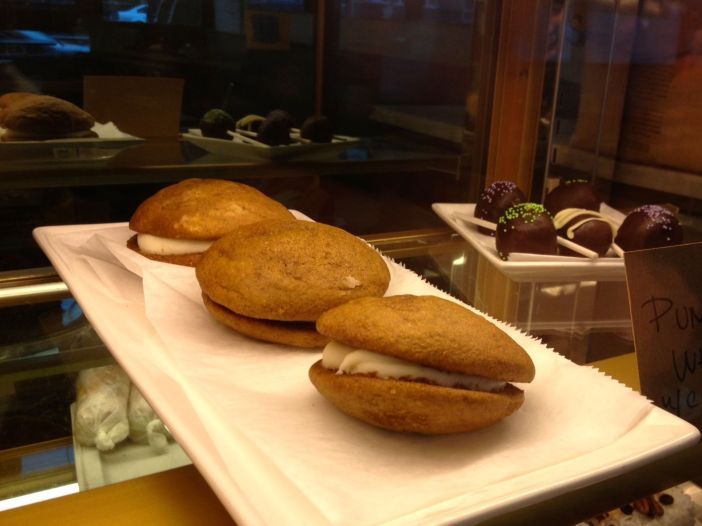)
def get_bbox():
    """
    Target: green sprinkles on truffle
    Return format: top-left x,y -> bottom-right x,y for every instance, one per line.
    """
498,203 -> 550,225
